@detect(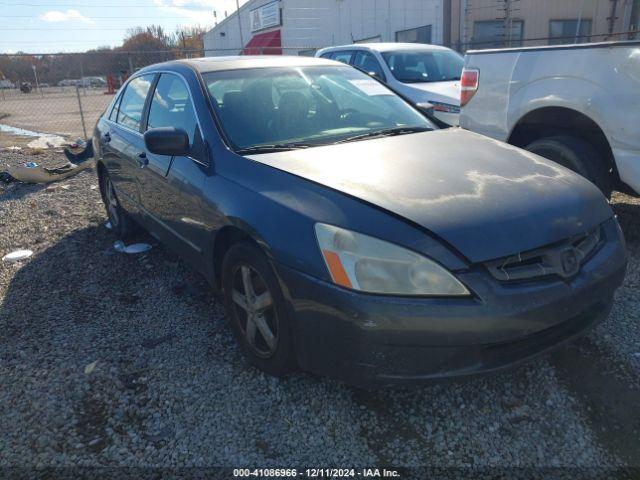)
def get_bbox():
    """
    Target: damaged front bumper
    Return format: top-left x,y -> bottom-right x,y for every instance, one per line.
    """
275,218 -> 627,388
